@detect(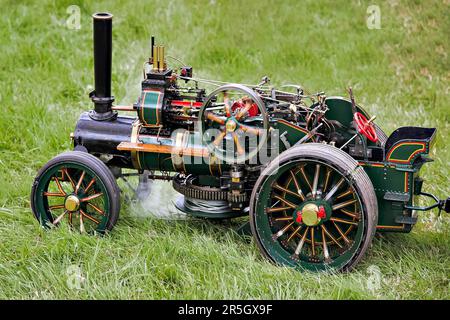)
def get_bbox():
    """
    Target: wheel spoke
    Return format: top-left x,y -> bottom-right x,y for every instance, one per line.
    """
321,227 -> 331,262
332,199 -> 357,211
310,227 -> 316,256
336,188 -> 353,199
273,195 -> 296,209
312,164 -> 320,198
53,176 -> 66,195
75,171 -> 85,194
287,225 -> 302,242
273,183 -> 305,201
266,206 -> 292,213
235,101 -> 253,120
81,193 -> 103,202
80,209 -> 100,224
63,168 -> 76,190
323,167 -> 332,193
87,202 -> 105,216
321,224 -> 343,248
273,221 -> 295,240
274,216 -> 293,222
330,217 -> 358,226
49,204 -> 65,210
341,208 -> 359,219
223,92 -> 231,117
84,177 -> 96,193
205,112 -> 225,125
240,124 -> 263,136
212,131 -> 227,146
299,166 -> 313,192
232,132 -> 244,155
289,170 -> 306,201
79,212 -> 85,233
324,177 -> 345,201
43,192 -> 65,197
294,227 -> 309,257
52,210 -> 68,225
332,221 -> 351,244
